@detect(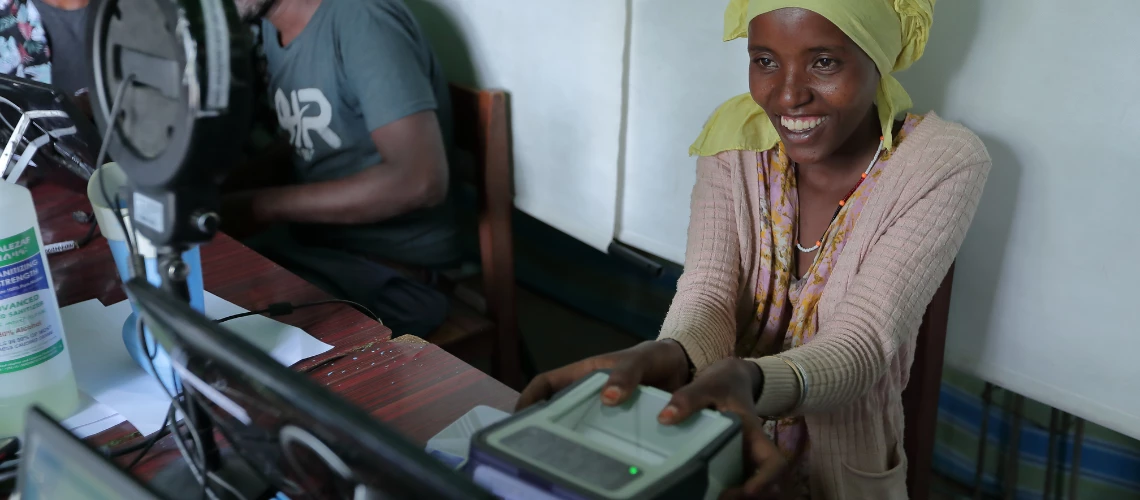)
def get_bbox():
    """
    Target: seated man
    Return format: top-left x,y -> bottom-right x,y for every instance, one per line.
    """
226,0 -> 456,336
0,0 -> 93,112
